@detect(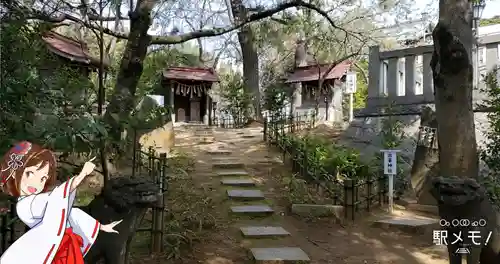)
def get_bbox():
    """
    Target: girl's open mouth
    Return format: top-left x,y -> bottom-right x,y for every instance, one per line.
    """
27,186 -> 37,193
